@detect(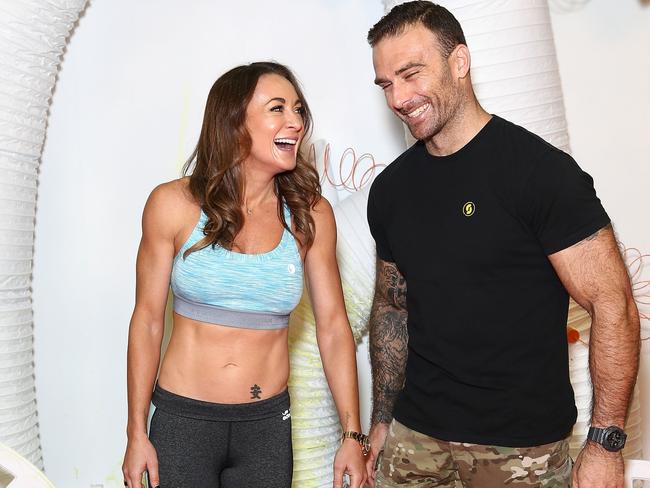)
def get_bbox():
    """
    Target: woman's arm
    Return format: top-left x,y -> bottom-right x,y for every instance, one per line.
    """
304,197 -> 367,488
123,182 -> 183,488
